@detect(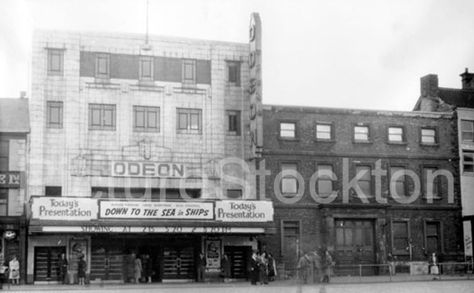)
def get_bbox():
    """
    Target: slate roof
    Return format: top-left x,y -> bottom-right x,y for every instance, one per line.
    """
438,87 -> 474,108
0,98 -> 30,133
